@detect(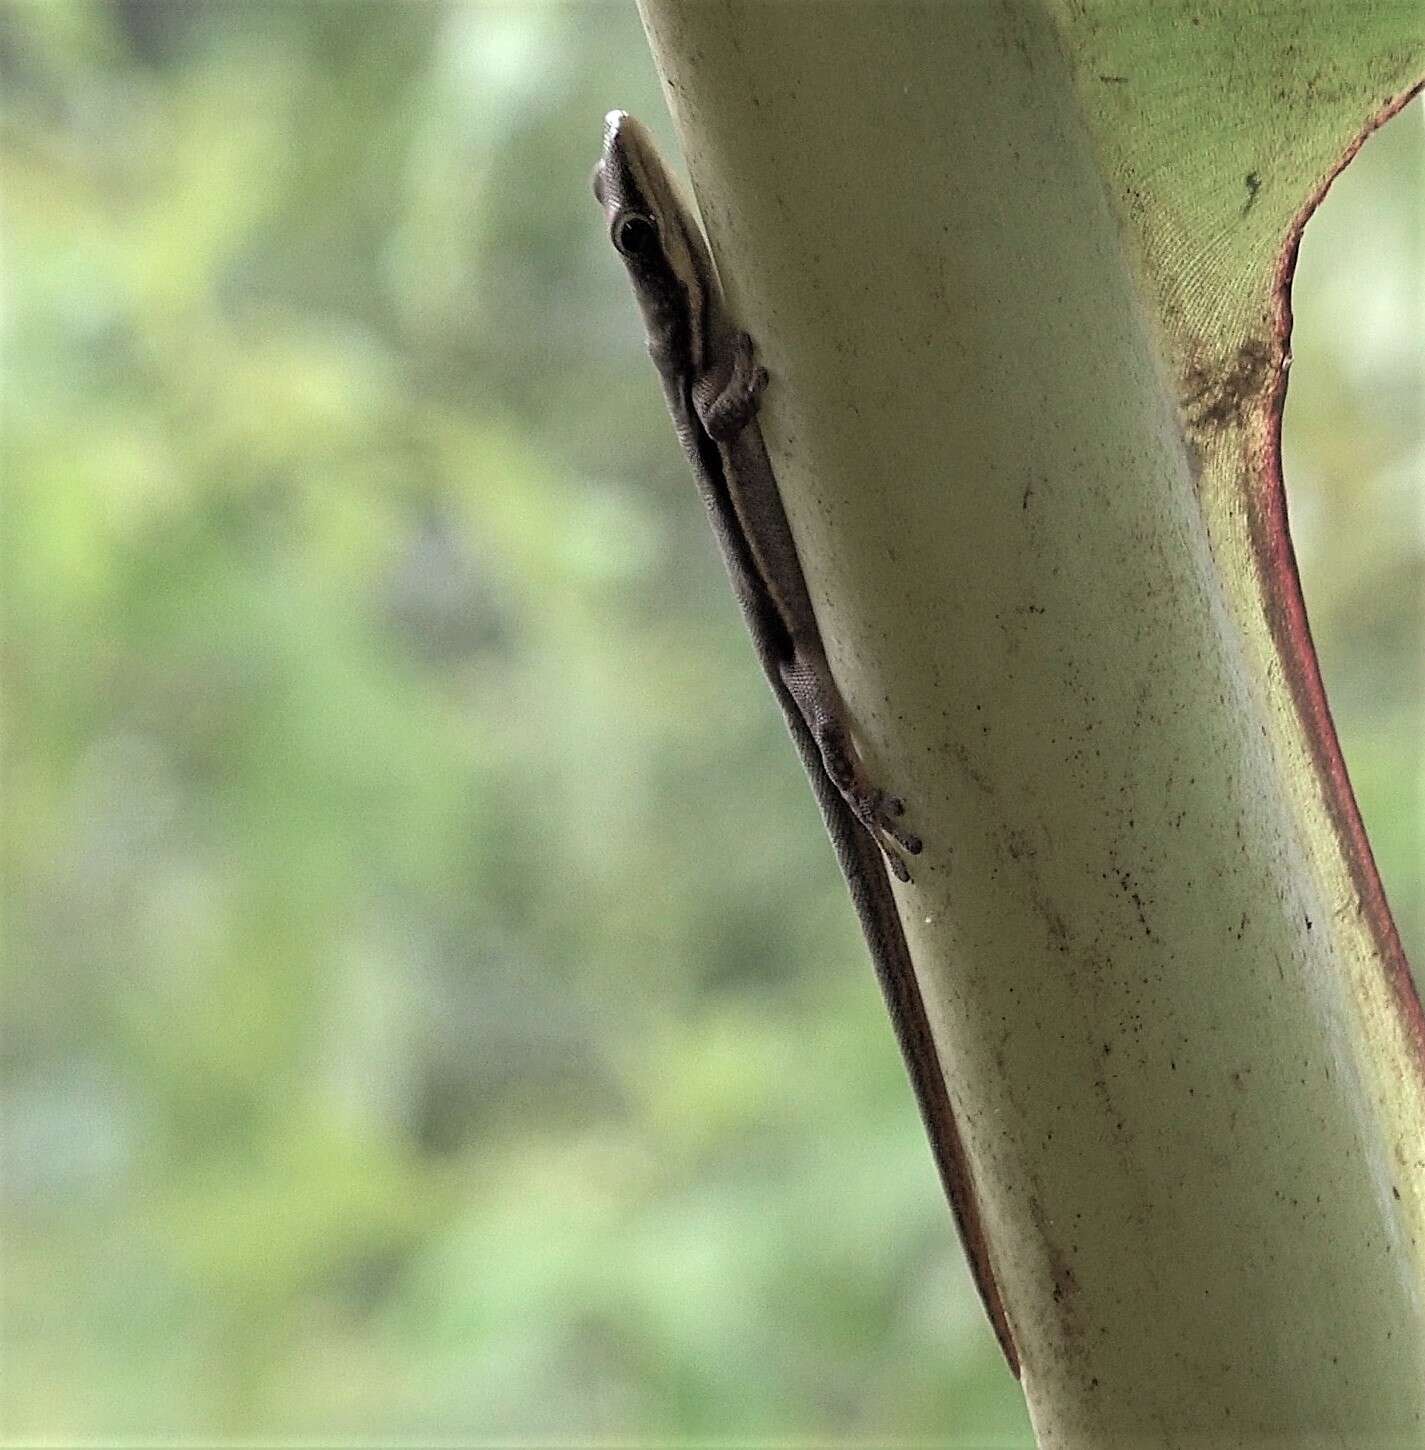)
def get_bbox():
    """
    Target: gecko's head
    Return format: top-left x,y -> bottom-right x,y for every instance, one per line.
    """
594,110 -> 709,369
593,112 -> 664,261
